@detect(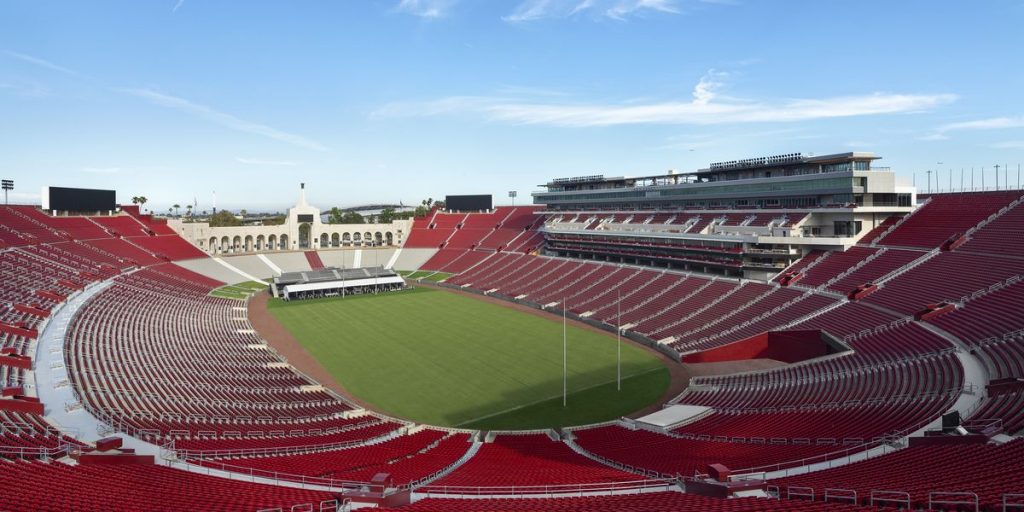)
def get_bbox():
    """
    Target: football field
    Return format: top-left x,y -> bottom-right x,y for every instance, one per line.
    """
268,287 -> 669,430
